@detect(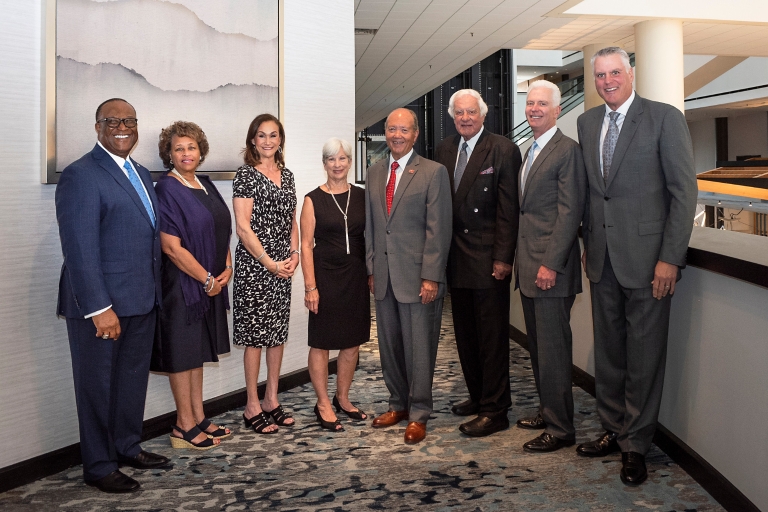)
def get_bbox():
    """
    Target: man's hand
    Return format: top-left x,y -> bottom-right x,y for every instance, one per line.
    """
491,260 -> 512,280
535,265 -> 557,290
419,279 -> 438,304
93,309 -> 121,340
368,275 -> 375,295
652,260 -> 678,299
